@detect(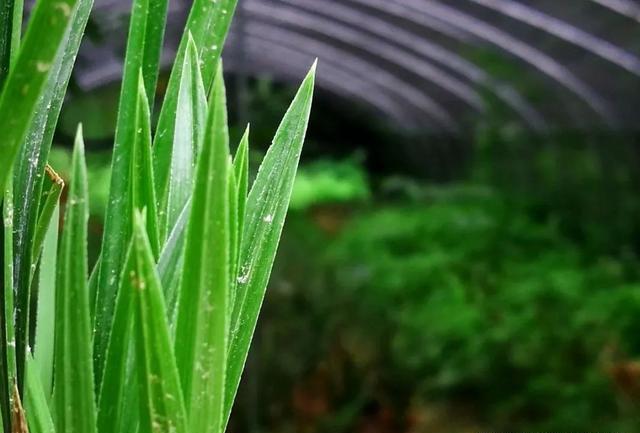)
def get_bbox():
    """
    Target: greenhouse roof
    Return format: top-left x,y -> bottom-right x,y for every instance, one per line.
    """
76,0 -> 640,133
